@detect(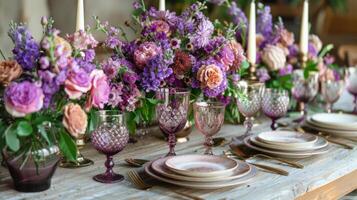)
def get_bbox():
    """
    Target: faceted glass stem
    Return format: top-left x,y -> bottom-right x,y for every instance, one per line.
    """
271,118 -> 277,130
326,103 -> 332,113
204,136 -> 213,155
243,117 -> 253,136
105,155 -> 114,176
166,133 -> 176,156
354,95 -> 357,114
